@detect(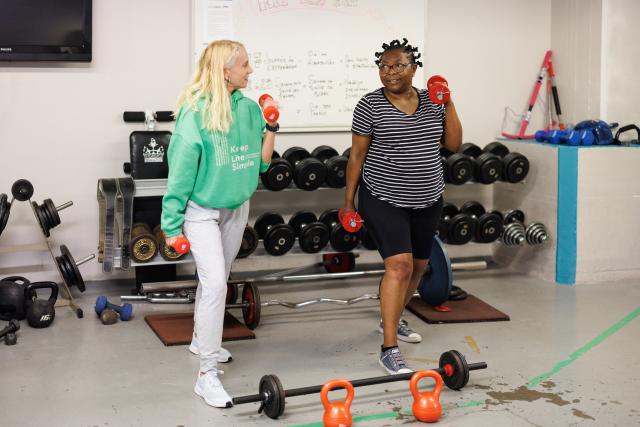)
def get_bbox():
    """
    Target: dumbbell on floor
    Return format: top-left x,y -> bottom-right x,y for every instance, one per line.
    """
440,147 -> 473,185
1,320 -> 19,346
319,208 -> 360,252
288,211 -> 330,253
54,245 -> 94,292
260,151 -> 293,191
459,201 -> 503,243
31,198 -> 73,237
254,213 -> 296,256
459,142 -> 503,184
311,146 -> 348,188
282,147 -> 326,191
95,296 -> 133,321
482,142 -> 530,183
